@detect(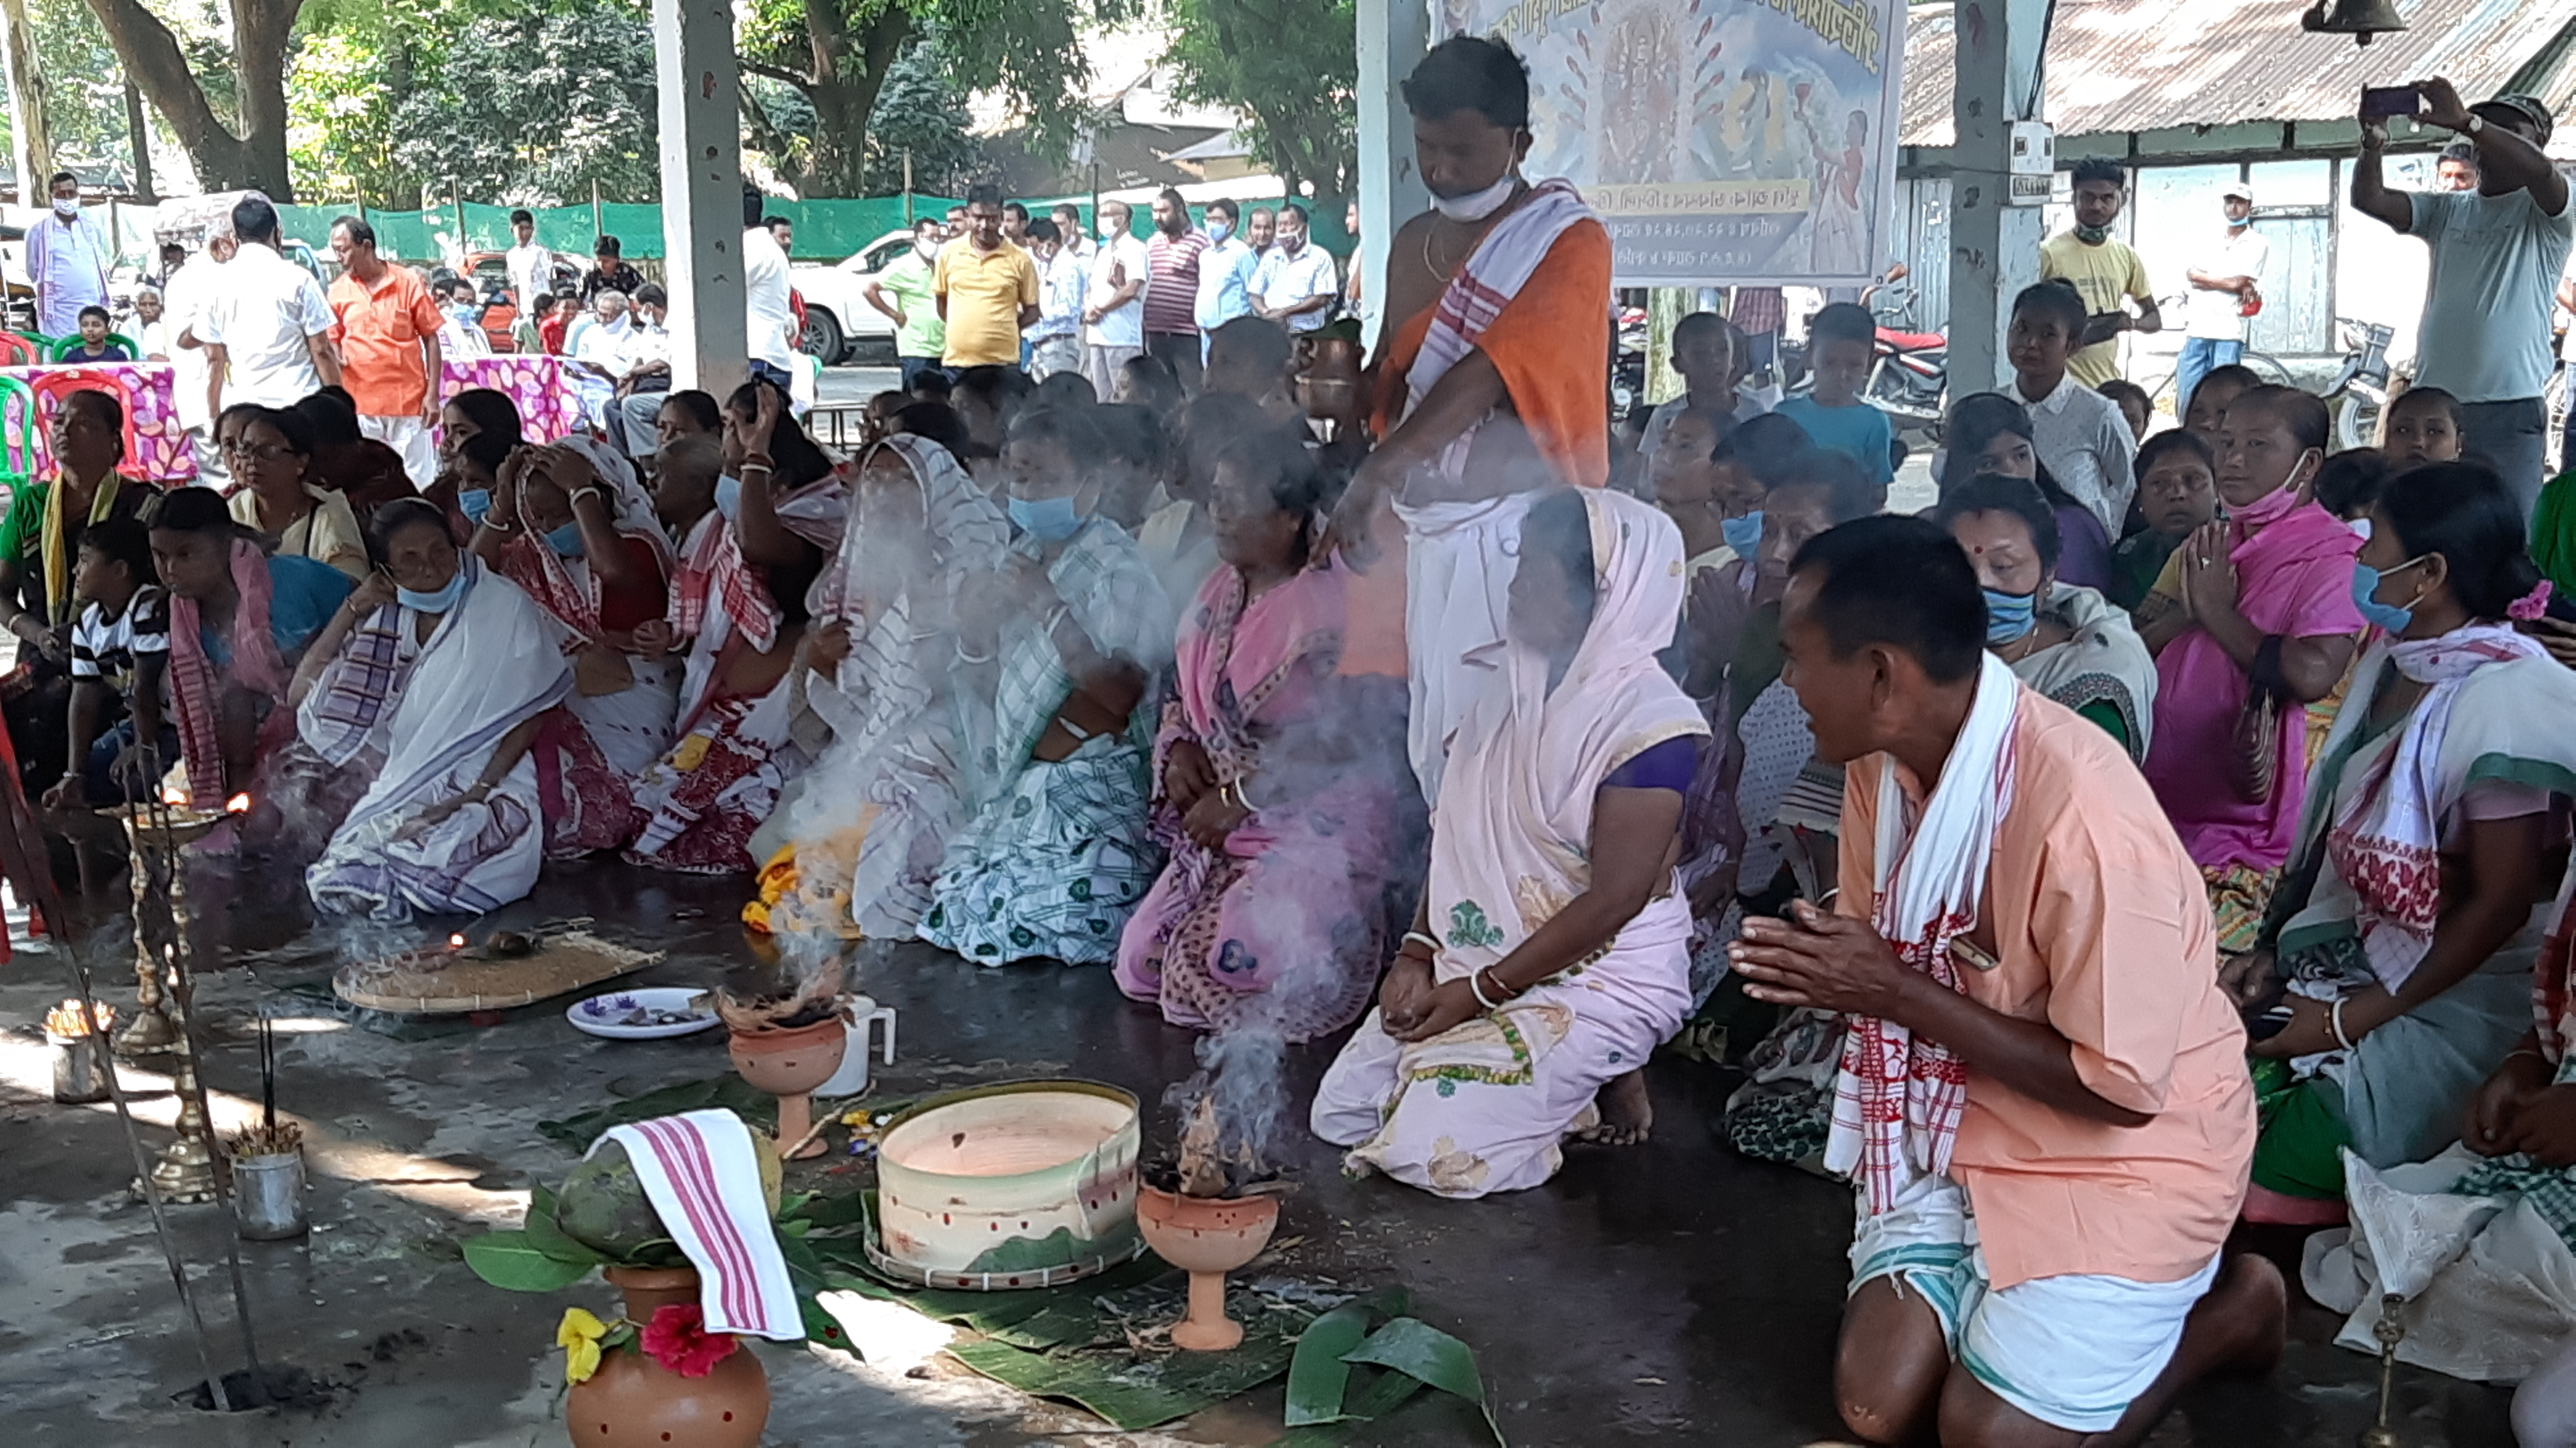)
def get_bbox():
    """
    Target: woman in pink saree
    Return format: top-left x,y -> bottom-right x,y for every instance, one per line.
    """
1115,430 -> 1418,1040
1310,488 -> 1707,1198
2138,385 -> 2365,953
